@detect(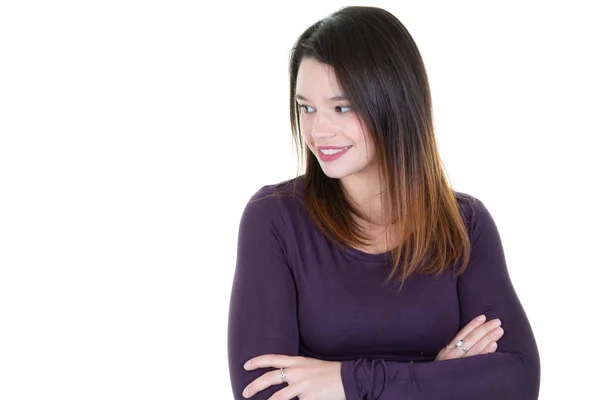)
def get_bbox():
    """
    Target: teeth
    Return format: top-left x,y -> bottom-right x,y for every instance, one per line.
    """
320,146 -> 350,155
